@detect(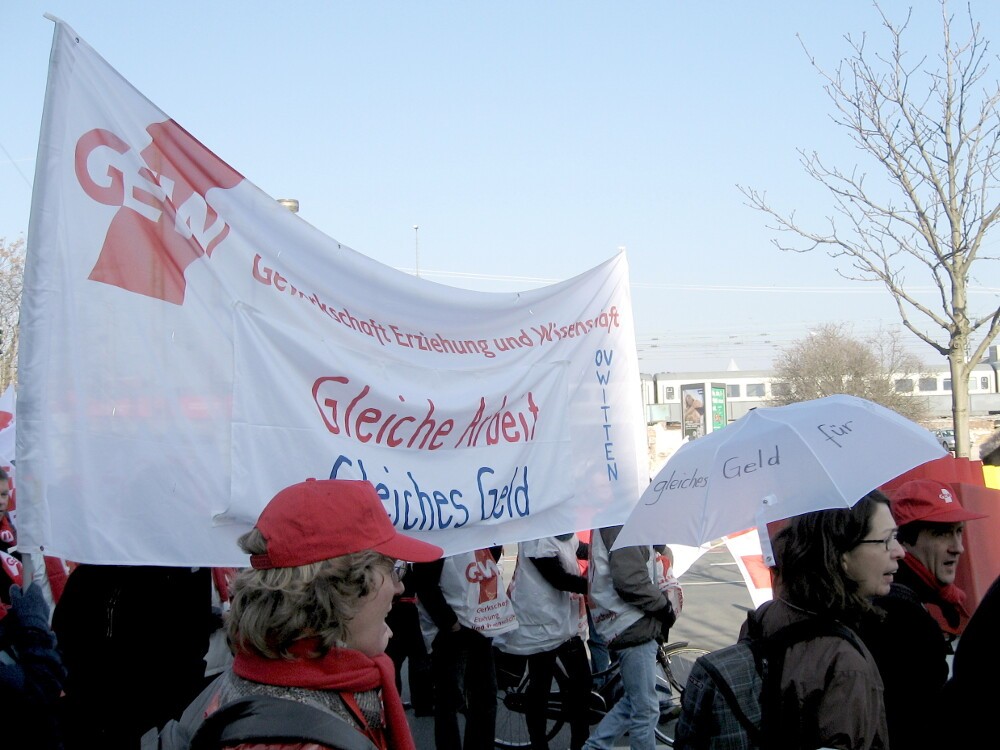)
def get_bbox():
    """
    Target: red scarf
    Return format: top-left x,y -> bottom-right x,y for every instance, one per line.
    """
233,642 -> 415,750
899,555 -> 971,636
